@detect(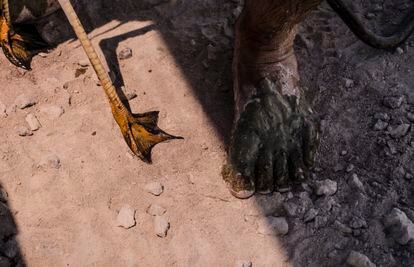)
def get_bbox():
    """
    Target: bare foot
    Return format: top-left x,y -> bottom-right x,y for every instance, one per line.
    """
222,4 -> 320,198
